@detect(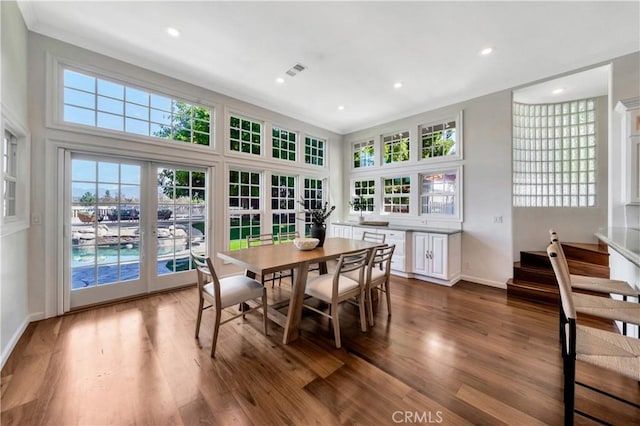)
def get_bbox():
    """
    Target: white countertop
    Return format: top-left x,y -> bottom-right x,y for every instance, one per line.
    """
595,227 -> 640,268
332,222 -> 462,235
